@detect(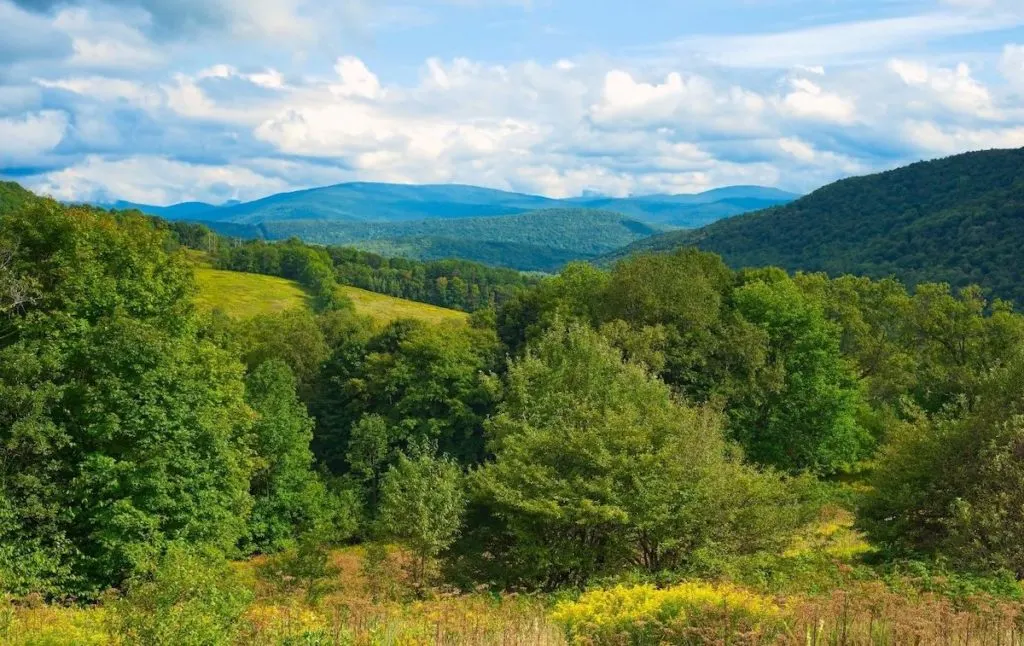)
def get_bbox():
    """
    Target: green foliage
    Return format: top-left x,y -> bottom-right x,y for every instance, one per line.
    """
311,319 -> 500,482
109,544 -> 253,646
861,353 -> 1024,576
376,452 -> 466,594
243,361 -> 336,553
613,147 -> 1024,305
729,276 -> 871,474
234,309 -> 331,396
0,201 -> 252,595
465,324 -> 814,590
